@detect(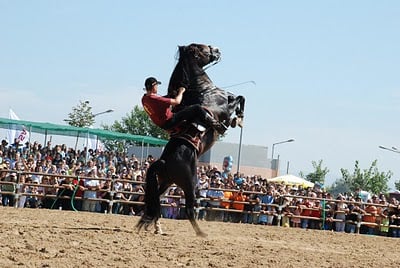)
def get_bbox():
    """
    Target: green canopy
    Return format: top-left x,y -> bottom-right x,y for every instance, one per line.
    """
0,117 -> 167,146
